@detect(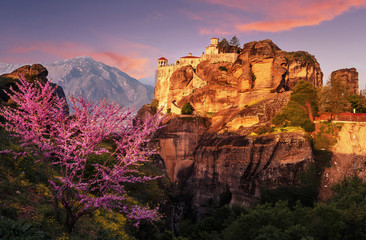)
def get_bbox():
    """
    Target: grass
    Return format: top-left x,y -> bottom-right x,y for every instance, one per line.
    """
271,126 -> 304,133
205,112 -> 217,117
241,97 -> 266,110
